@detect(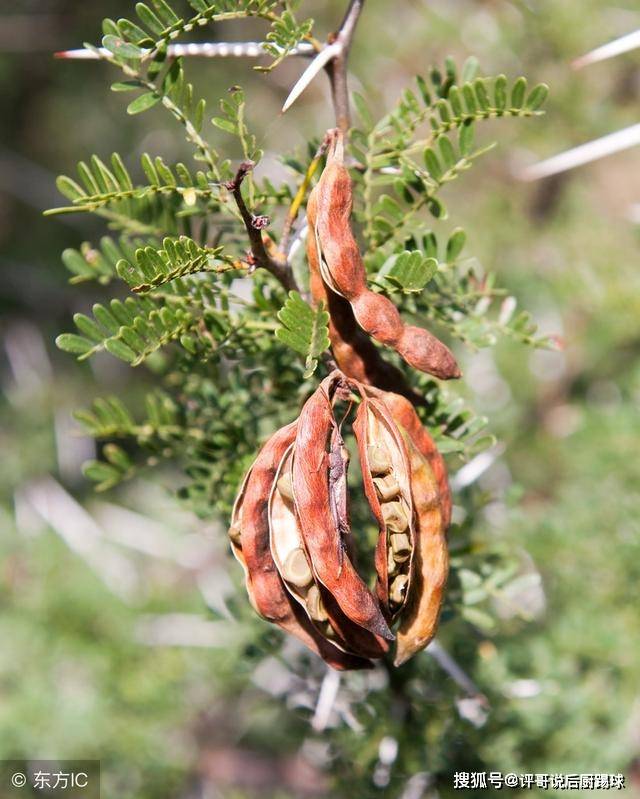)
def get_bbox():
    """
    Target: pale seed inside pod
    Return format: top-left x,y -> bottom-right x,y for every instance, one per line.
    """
373,474 -> 401,501
228,520 -> 242,546
387,548 -> 399,576
282,547 -> 313,588
277,471 -> 294,502
390,532 -> 411,562
323,621 -> 337,639
367,443 -> 392,475
306,584 -> 329,622
381,501 -> 409,532
390,574 -> 409,605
